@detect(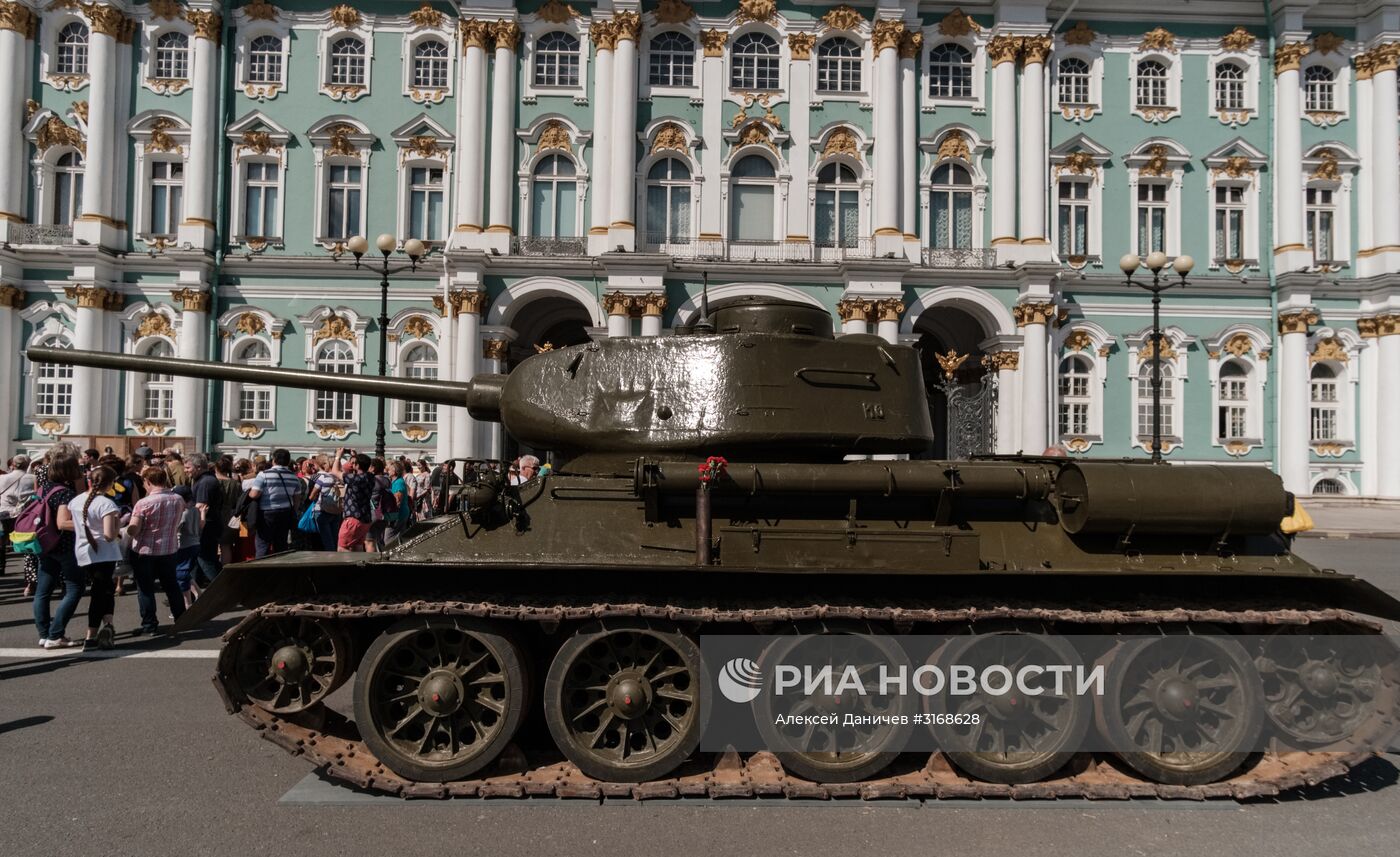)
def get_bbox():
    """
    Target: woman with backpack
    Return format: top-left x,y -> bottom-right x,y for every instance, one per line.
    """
69,465 -> 122,650
29,454 -> 83,648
